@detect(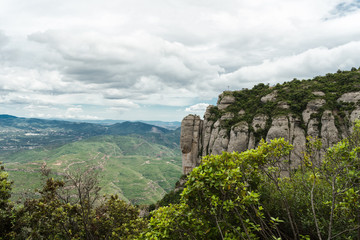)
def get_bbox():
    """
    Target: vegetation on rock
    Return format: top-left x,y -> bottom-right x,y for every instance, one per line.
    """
209,68 -> 360,140
143,121 -> 360,239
